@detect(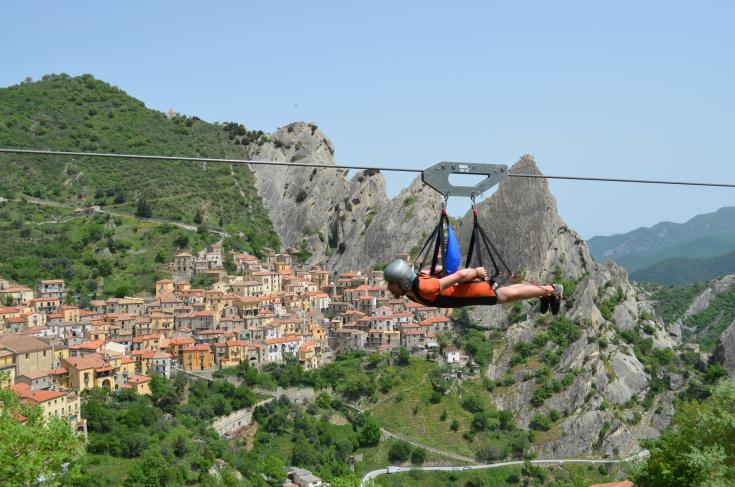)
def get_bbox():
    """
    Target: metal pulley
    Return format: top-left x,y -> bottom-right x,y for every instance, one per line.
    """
421,162 -> 508,198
